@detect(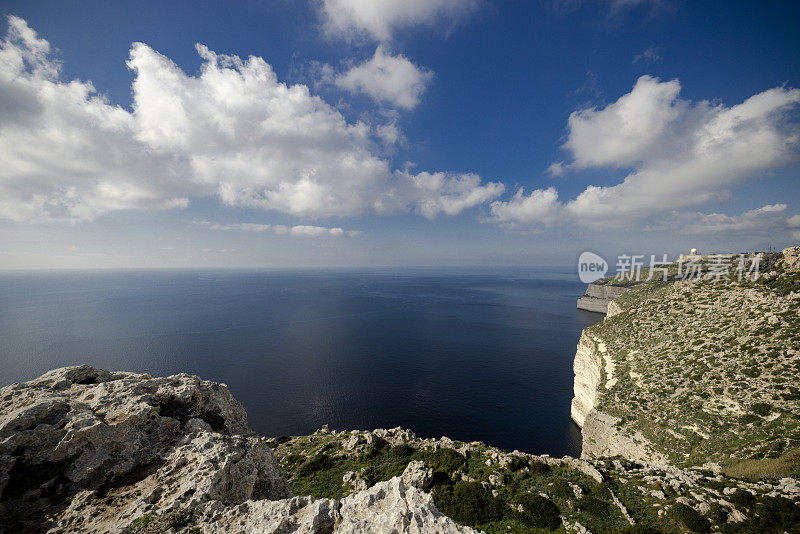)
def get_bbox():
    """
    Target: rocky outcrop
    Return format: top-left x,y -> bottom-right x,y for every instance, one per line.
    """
580,412 -> 668,465
0,366 -> 475,534
576,283 -> 629,313
784,245 -> 800,271
196,463 -> 476,534
3,365 -> 800,533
